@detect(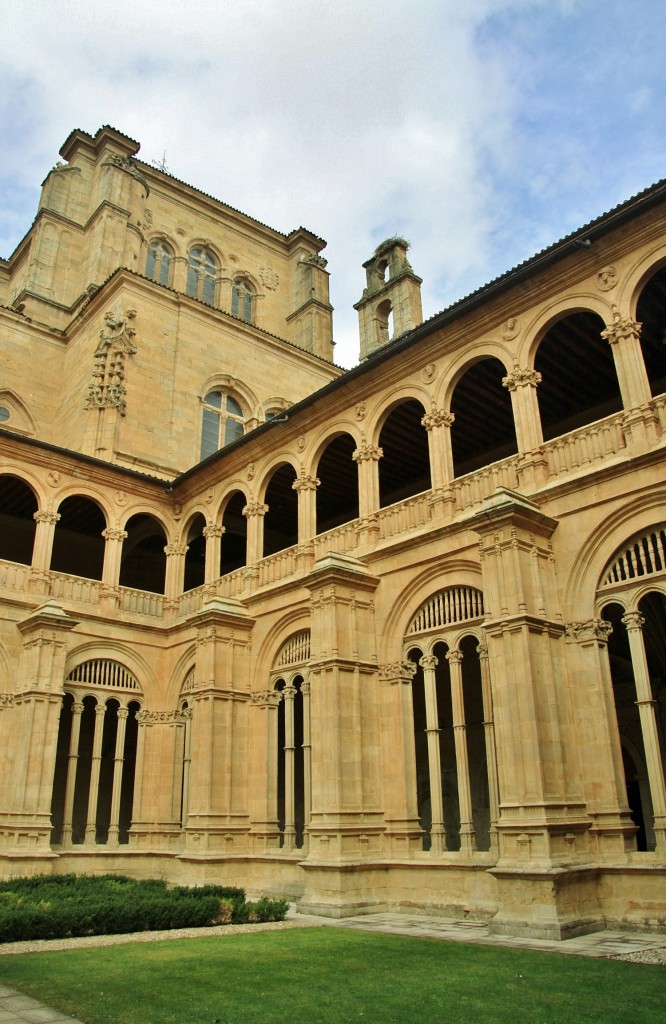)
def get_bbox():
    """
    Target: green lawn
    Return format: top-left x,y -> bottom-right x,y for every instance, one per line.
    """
0,927 -> 662,1024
